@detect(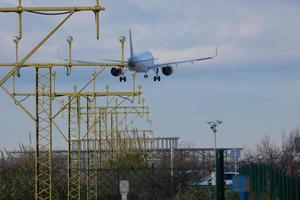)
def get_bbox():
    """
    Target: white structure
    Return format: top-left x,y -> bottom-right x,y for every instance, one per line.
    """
119,180 -> 129,200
